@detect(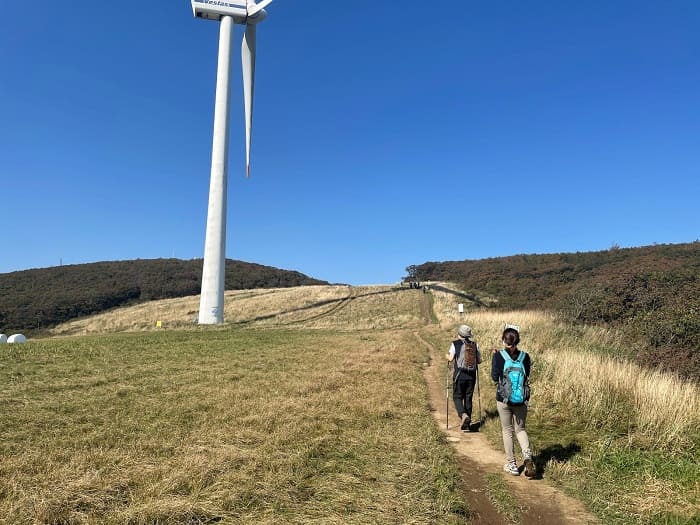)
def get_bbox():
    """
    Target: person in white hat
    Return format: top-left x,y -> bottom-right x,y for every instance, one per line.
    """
446,324 -> 482,431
